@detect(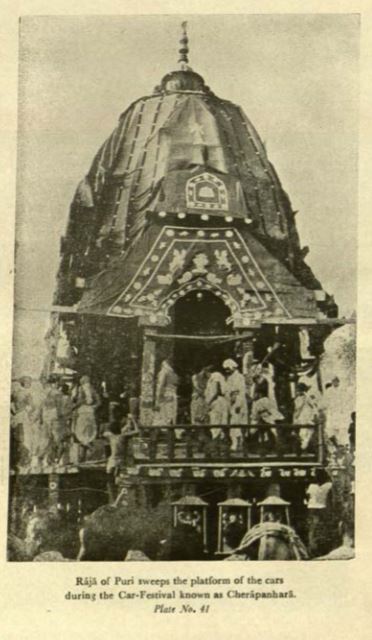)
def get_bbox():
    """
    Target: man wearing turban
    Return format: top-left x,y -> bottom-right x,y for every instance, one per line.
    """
222,359 -> 248,451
